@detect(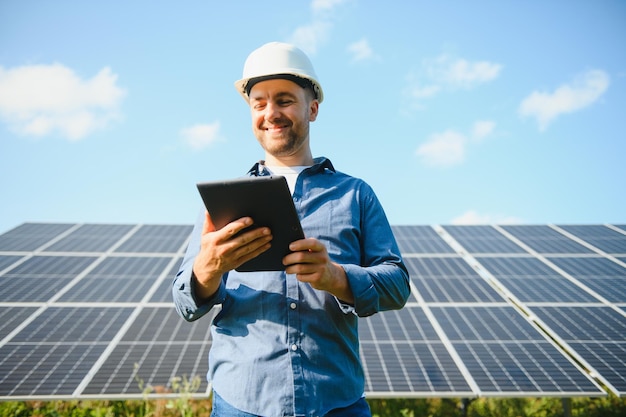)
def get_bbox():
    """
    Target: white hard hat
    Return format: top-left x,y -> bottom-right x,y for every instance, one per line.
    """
234,42 -> 324,103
